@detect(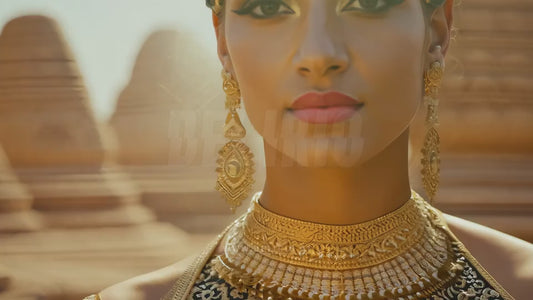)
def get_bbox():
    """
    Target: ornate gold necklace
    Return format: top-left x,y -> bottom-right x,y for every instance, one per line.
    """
212,191 -> 466,300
